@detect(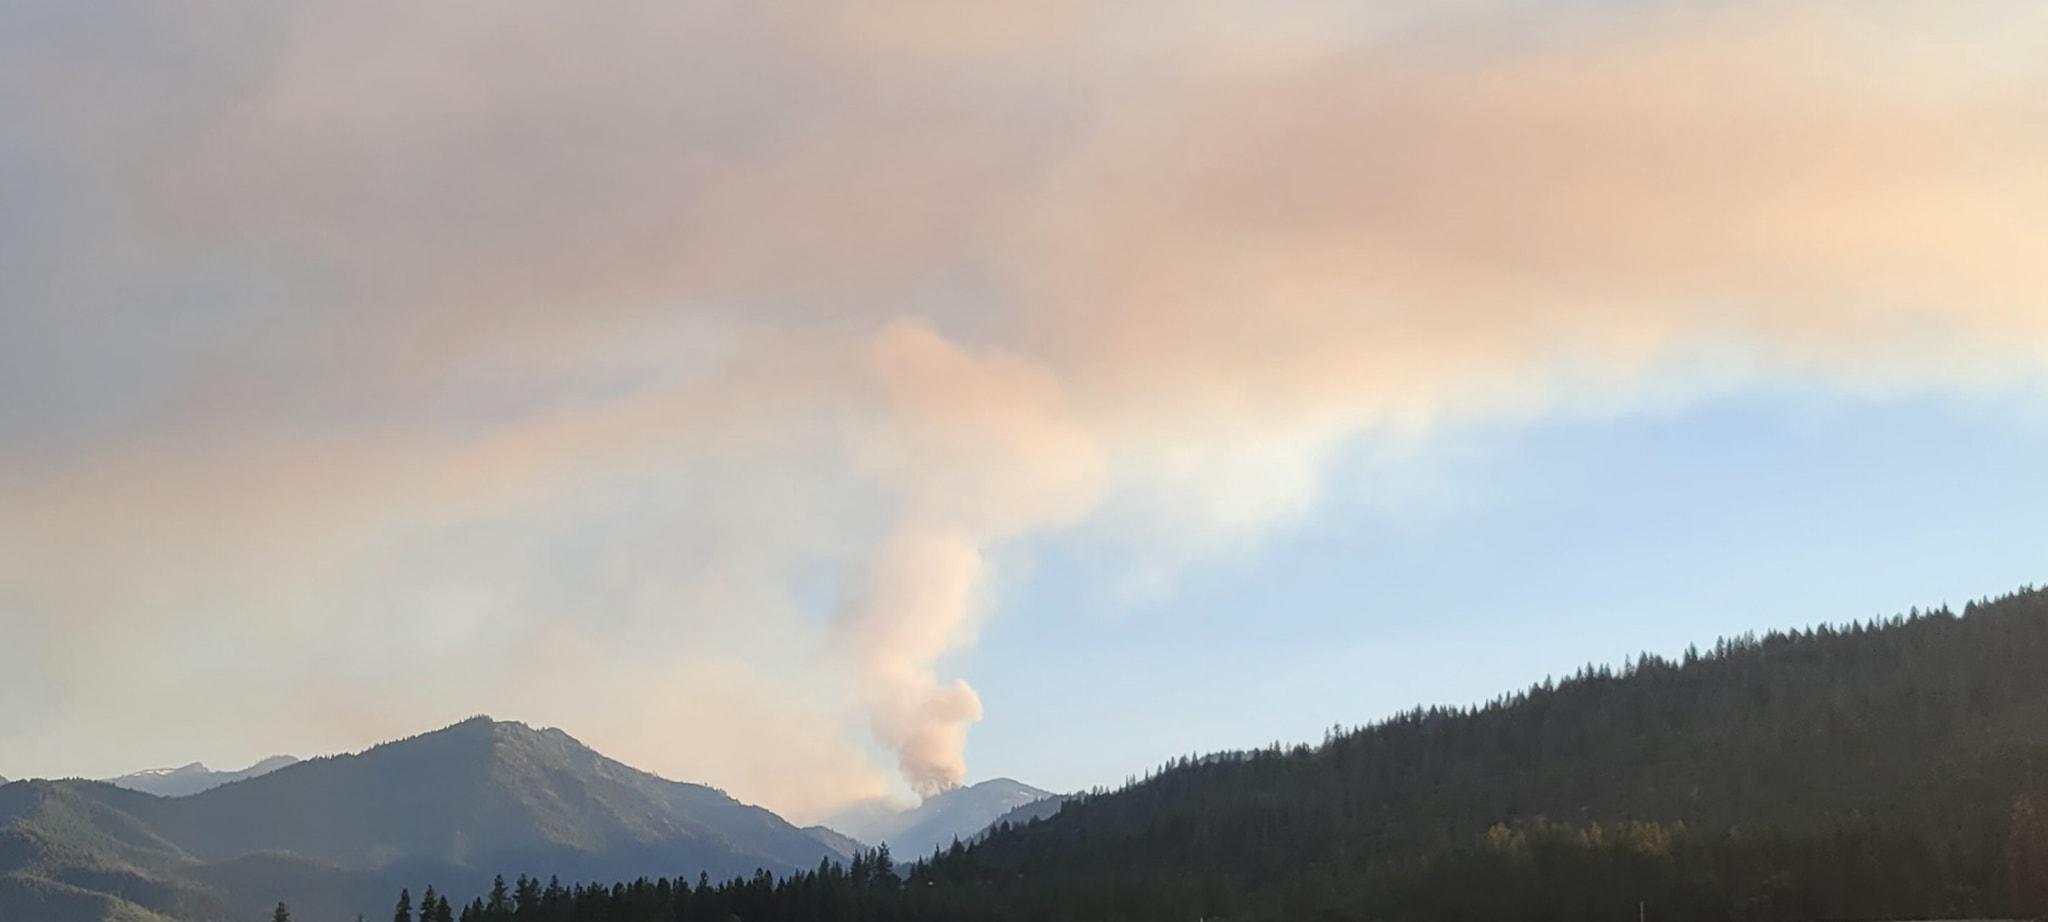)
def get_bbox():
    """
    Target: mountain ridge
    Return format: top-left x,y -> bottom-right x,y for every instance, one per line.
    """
889,779 -> 1057,858
823,778 -> 1055,859
25,587 -> 2048,922
904,586 -> 2048,921
105,756 -> 301,798
2,717 -> 845,921
423,585 -> 2048,922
